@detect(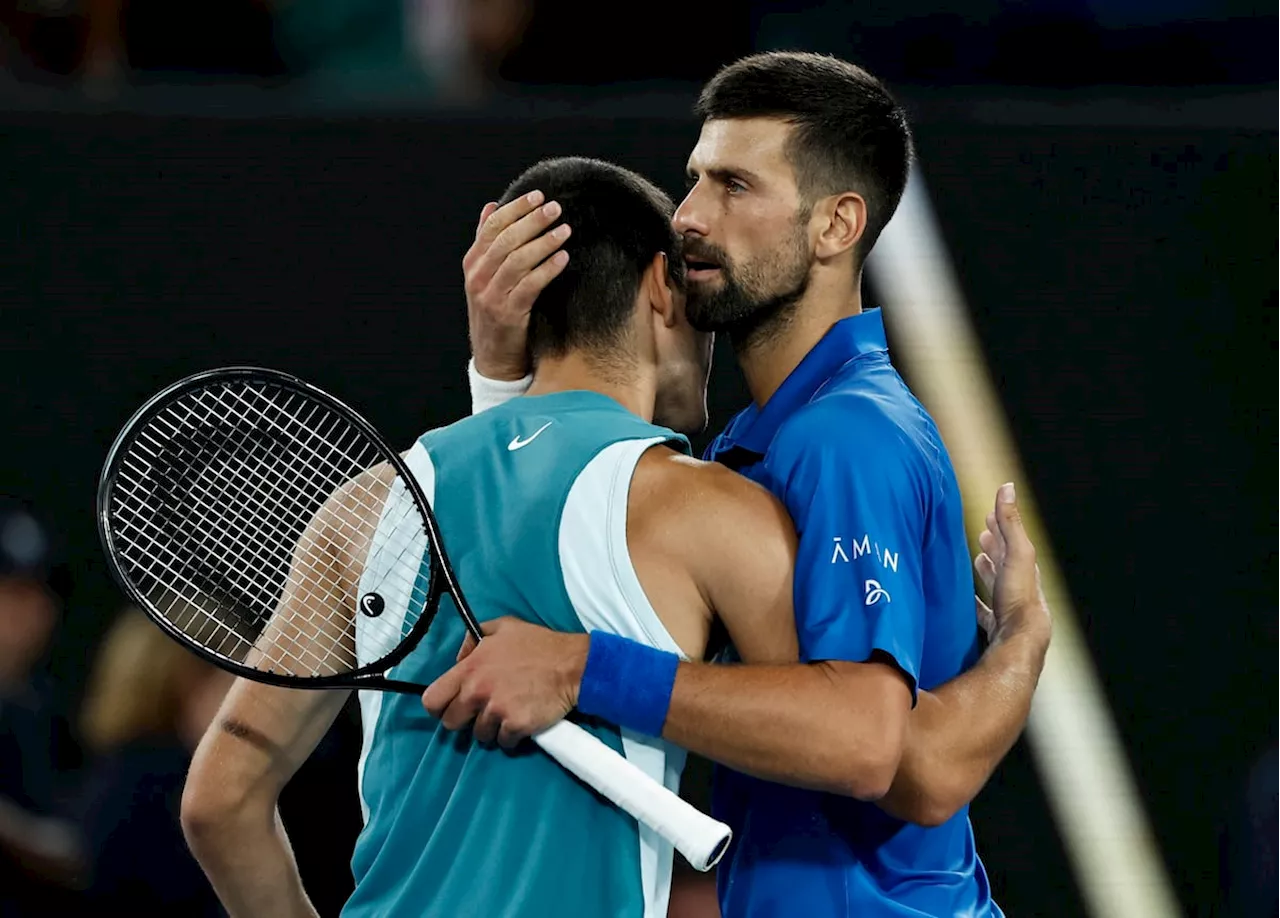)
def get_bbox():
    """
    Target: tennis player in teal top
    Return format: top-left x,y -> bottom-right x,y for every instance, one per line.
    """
181,156 -> 810,918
